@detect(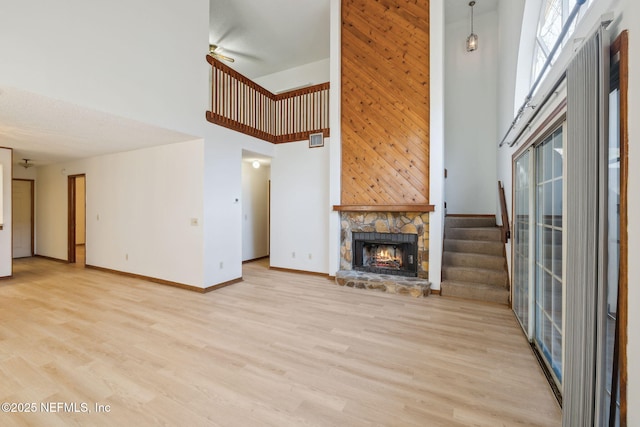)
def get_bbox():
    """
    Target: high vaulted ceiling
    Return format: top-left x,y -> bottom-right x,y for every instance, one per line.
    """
210,0 -> 499,78
209,0 -> 330,79
2,1 -> 498,169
